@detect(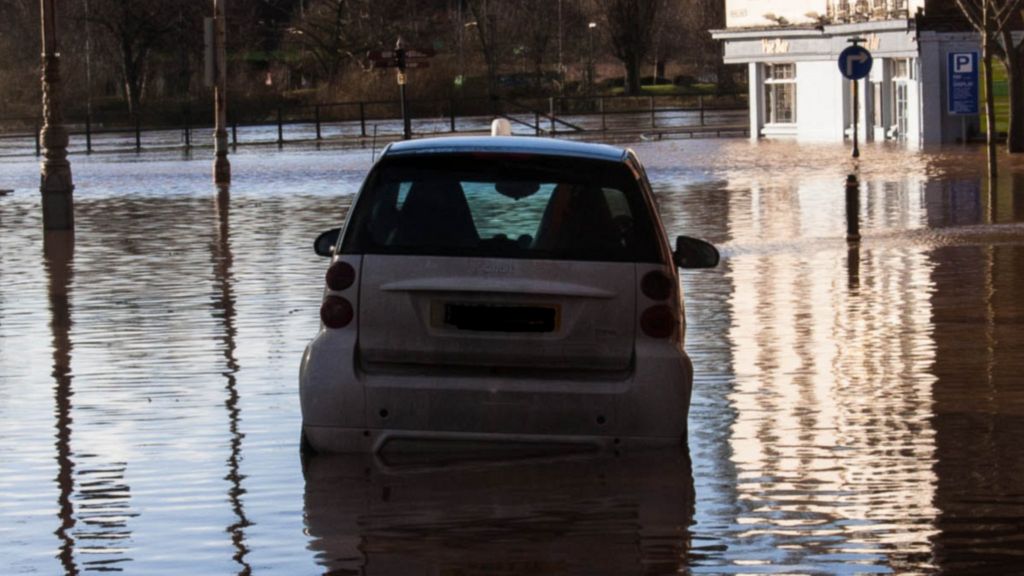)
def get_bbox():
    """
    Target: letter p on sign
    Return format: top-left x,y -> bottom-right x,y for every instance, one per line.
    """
954,54 -> 974,74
